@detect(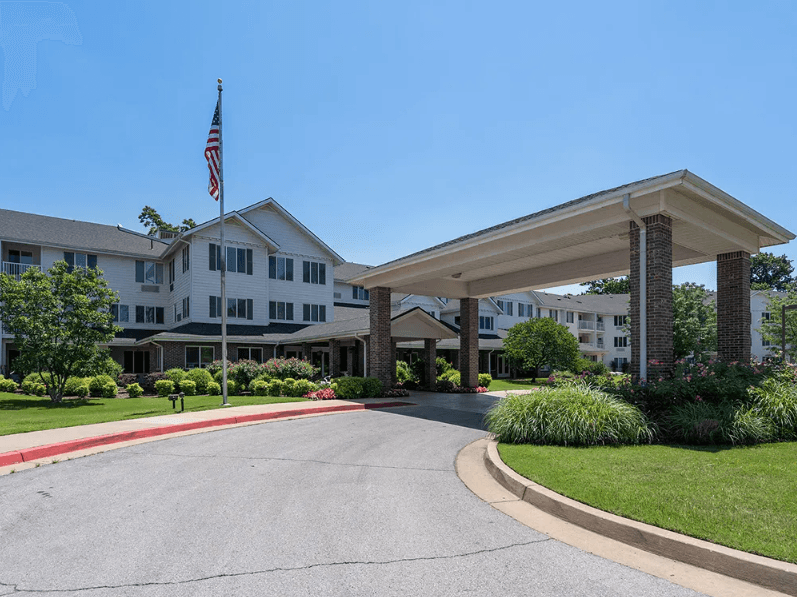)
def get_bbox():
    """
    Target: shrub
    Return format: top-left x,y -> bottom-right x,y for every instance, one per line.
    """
164,368 -> 187,389
118,373 -> 138,387
206,381 -> 221,396
96,356 -> 123,381
185,368 -> 213,394
126,383 -> 143,398
74,383 -> 89,398
292,379 -> 318,397
23,372 -> 55,394
485,381 -> 653,446
230,360 -> 262,388
141,373 -> 168,395
306,387 -> 336,400
89,375 -> 116,397
383,388 -> 410,398
361,377 -> 383,398
572,358 -> 608,376
261,357 -> 318,380
252,379 -> 270,396
155,379 -> 175,397
101,382 -> 118,398
333,377 -> 363,399
64,377 -> 91,396
435,379 -> 456,393
0,377 -> 18,393
225,379 -> 239,396
478,373 -> 492,389
266,379 -> 284,397
436,357 -> 453,376
667,400 -> 774,445
749,378 -> 797,440
396,361 -> 414,383
438,369 -> 461,386
180,380 -> 197,396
